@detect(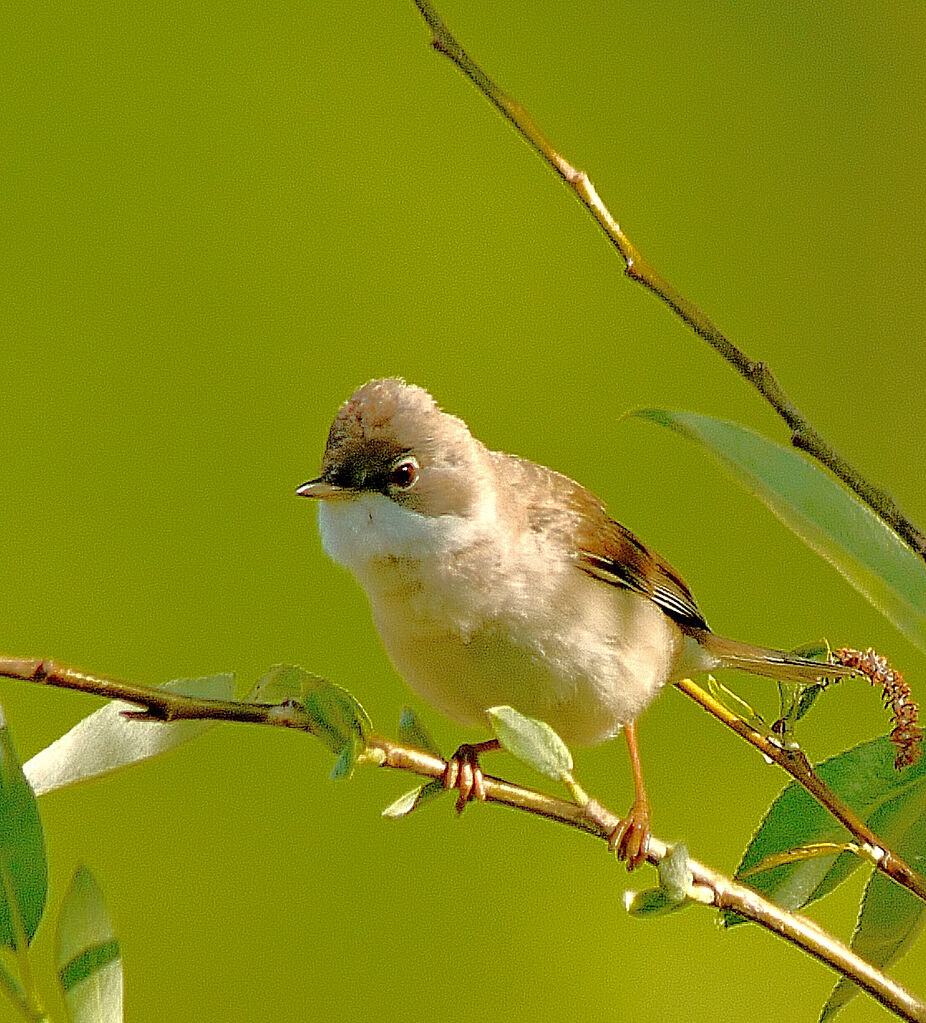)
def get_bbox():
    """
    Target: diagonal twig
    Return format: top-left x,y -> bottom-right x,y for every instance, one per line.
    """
674,677 -> 926,903
0,656 -> 924,1021
409,0 -> 926,565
